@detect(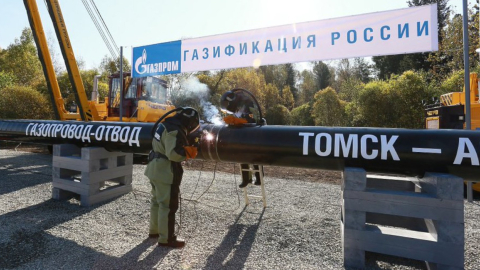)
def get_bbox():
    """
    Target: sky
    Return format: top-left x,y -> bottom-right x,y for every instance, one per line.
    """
0,0 -> 468,71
